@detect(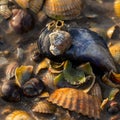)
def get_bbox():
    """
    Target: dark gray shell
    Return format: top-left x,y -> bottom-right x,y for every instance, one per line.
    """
37,27 -> 117,72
